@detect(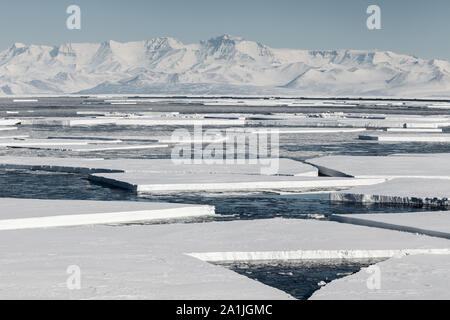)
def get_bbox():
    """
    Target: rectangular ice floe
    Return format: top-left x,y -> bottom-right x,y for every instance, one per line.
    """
0,138 -> 122,147
386,128 -> 443,133
330,178 -> 450,207
114,118 -> 246,126
48,135 -> 159,142
306,154 -> 450,179
20,117 -> 118,126
331,212 -> 450,239
359,134 -> 450,142
0,219 -> 449,299
0,119 -> 21,126
0,126 -> 18,131
0,135 -> 29,140
0,157 -> 319,176
245,128 -> 367,134
8,143 -> 168,152
89,172 -> 385,193
0,198 -> 215,230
